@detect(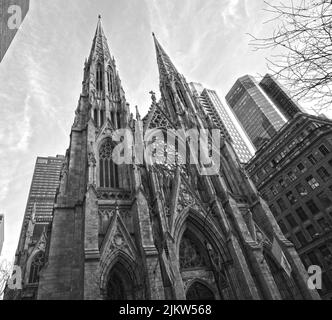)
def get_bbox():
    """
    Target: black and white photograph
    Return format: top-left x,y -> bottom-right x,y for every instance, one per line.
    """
0,0 -> 332,308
